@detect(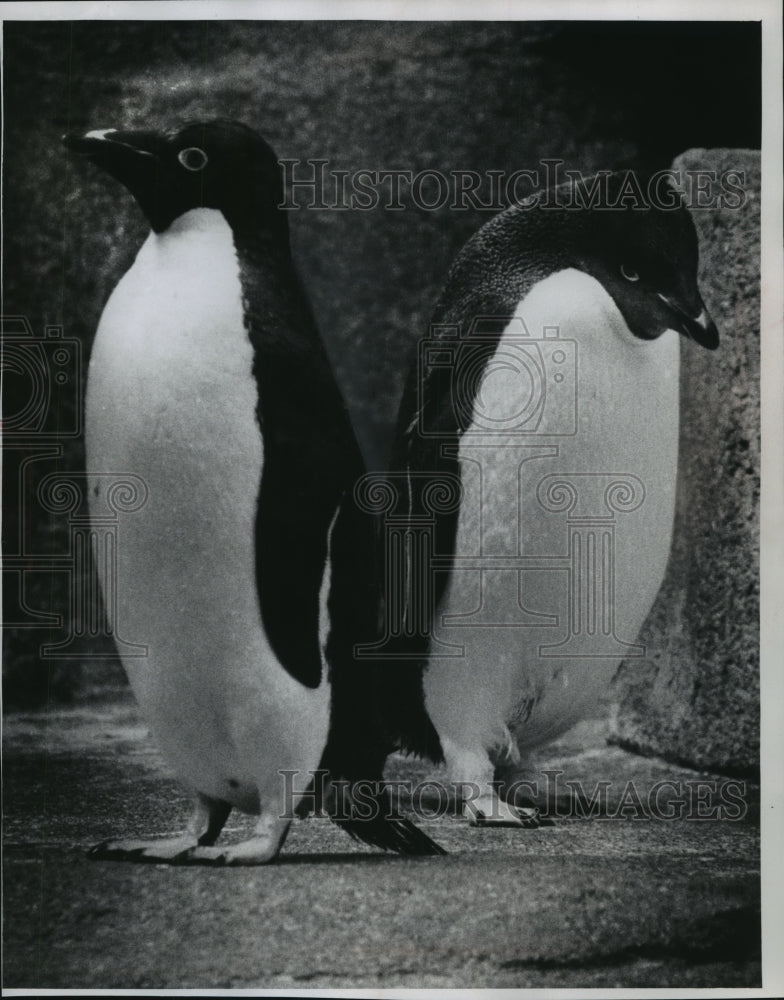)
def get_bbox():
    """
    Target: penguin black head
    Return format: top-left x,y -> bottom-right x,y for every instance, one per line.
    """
447,171 -> 719,352
63,120 -> 286,241
569,176 -> 719,351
